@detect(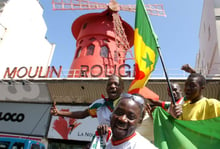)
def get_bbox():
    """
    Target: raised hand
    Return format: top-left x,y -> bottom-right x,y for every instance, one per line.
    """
169,103 -> 182,118
181,64 -> 196,73
50,101 -> 59,116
